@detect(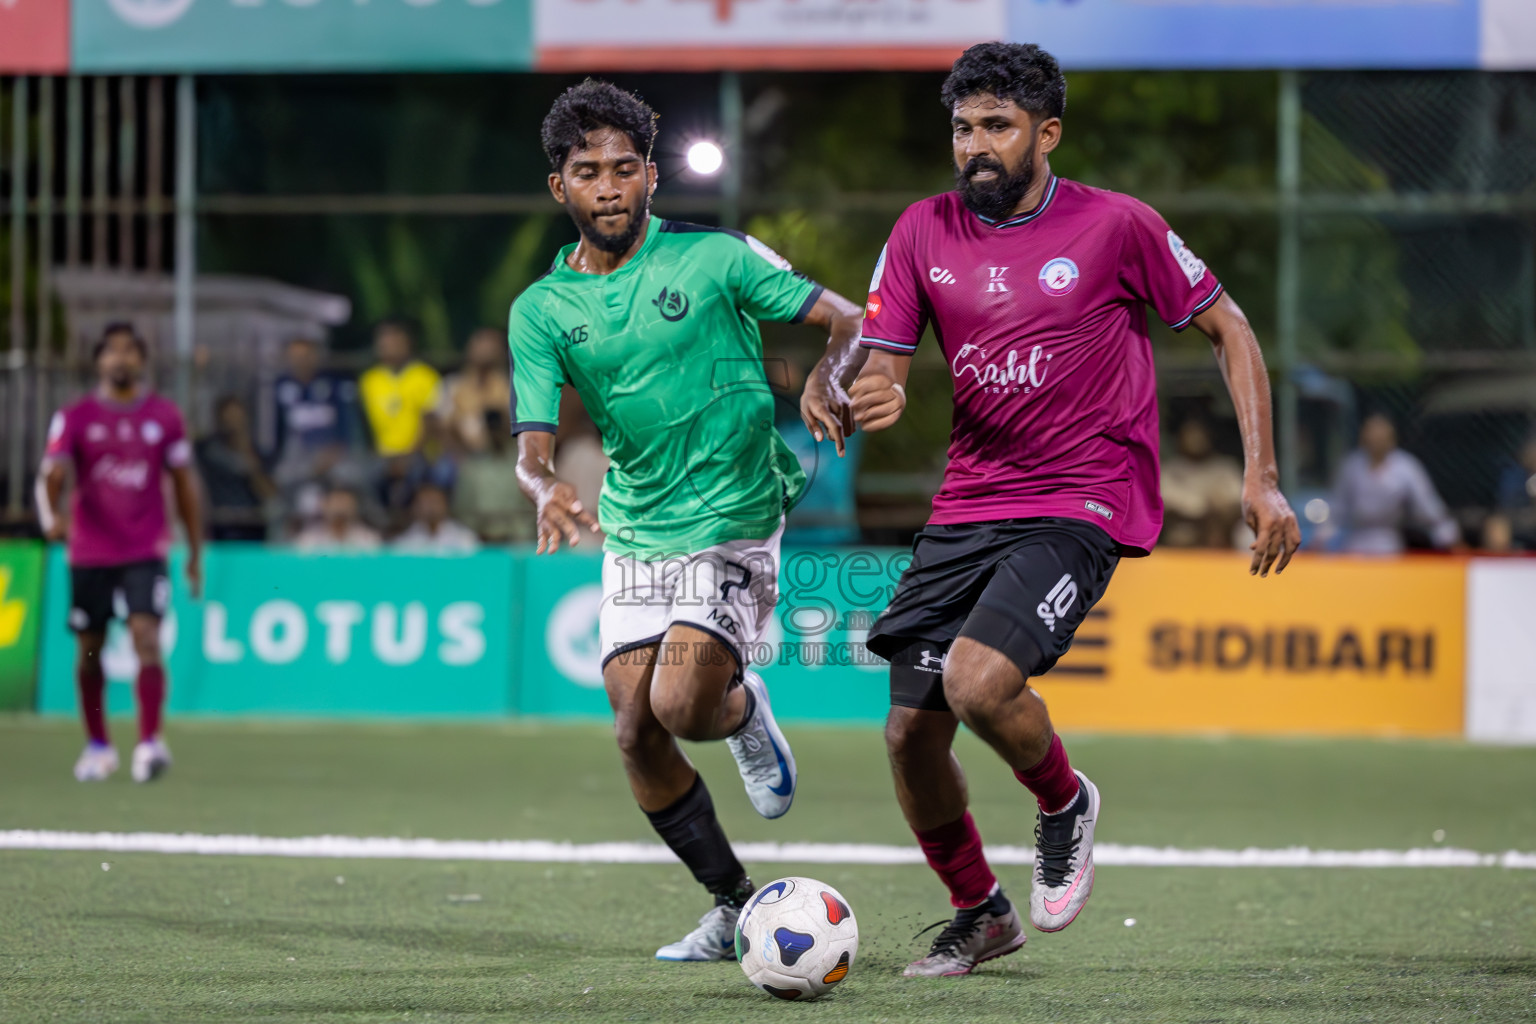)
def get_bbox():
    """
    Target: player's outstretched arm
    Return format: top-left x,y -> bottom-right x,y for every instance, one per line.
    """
35,460 -> 69,542
1193,293 -> 1301,577
515,430 -> 599,554
170,465 -> 205,599
799,289 -> 866,457
848,350 -> 911,434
